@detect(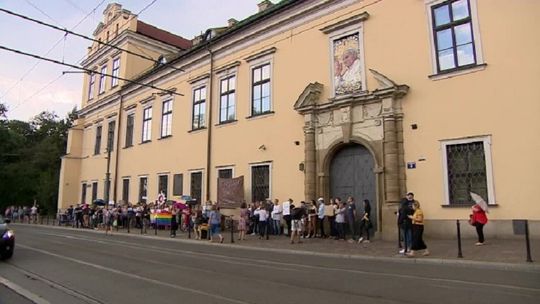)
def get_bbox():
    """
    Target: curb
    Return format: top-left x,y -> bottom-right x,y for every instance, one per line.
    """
13,224 -> 540,273
0,275 -> 50,304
